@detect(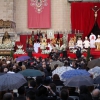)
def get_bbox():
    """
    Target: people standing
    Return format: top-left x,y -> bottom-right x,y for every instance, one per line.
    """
89,33 -> 96,48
